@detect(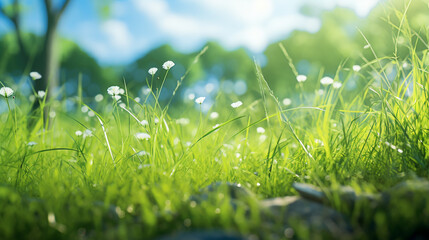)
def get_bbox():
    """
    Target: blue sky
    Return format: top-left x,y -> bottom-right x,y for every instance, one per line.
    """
0,0 -> 380,65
